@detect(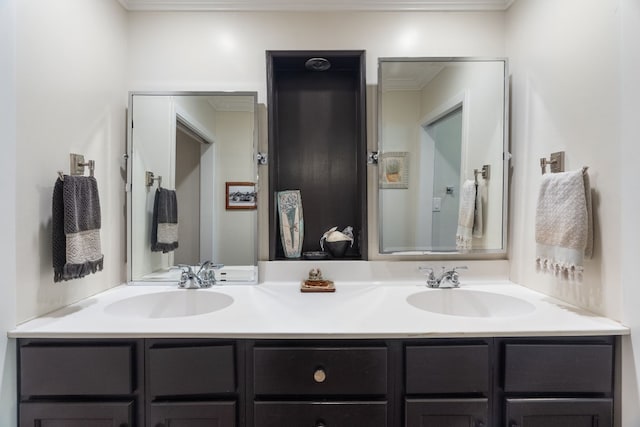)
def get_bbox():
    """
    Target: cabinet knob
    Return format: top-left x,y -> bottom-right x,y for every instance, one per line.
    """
313,367 -> 327,383
315,420 -> 326,427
